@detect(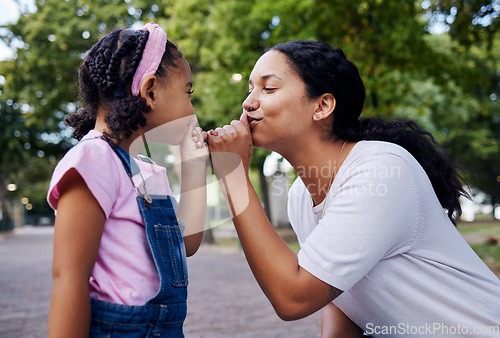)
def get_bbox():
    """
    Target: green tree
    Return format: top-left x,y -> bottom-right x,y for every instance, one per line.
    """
425,33 -> 500,215
0,0 -> 161,227
1,0 -> 498,226
164,0 -> 499,218
427,0 -> 499,49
